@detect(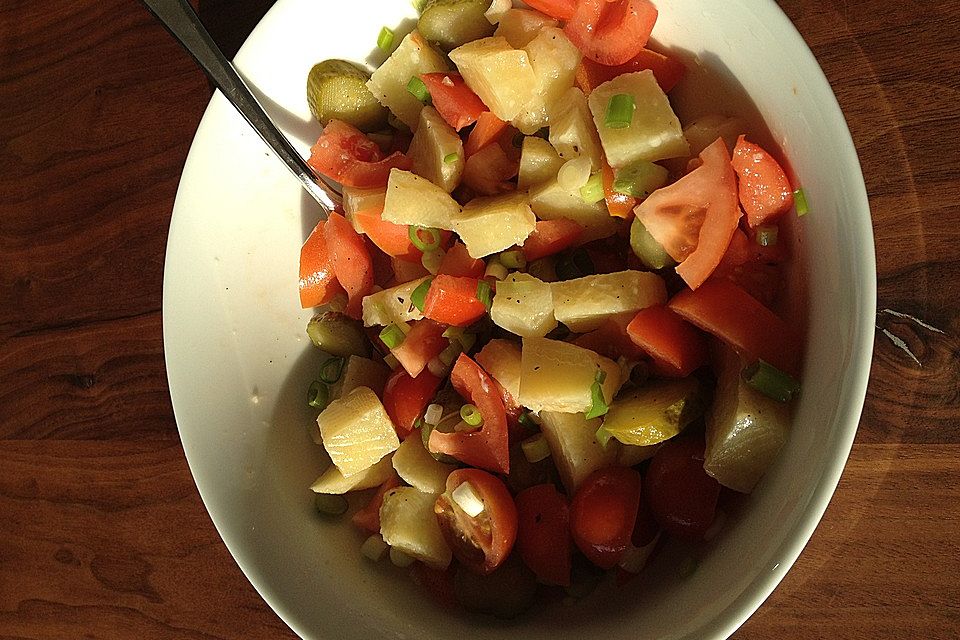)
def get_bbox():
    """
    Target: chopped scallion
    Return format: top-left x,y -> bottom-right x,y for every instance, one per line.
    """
384,353 -> 400,369
421,248 -> 444,274
794,187 -> 809,216
406,76 -> 430,103
379,324 -> 406,350
409,225 -> 441,252
307,380 -> 329,409
443,152 -> 459,164
498,250 -> 526,270
410,278 -> 433,312
579,172 -> 605,204
376,26 -> 395,52
742,359 -> 800,402
604,93 -> 635,129
423,403 -> 444,426
521,433 -> 551,463
314,493 -> 348,516
460,404 -> 483,427
484,259 -> 508,281
476,280 -> 493,310
756,225 -> 779,247
613,161 -> 669,199
584,369 -> 609,419
438,342 -> 462,367
318,356 -> 345,384
360,534 -> 389,561
518,411 -> 538,430
595,426 -> 615,448
451,481 -> 485,517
